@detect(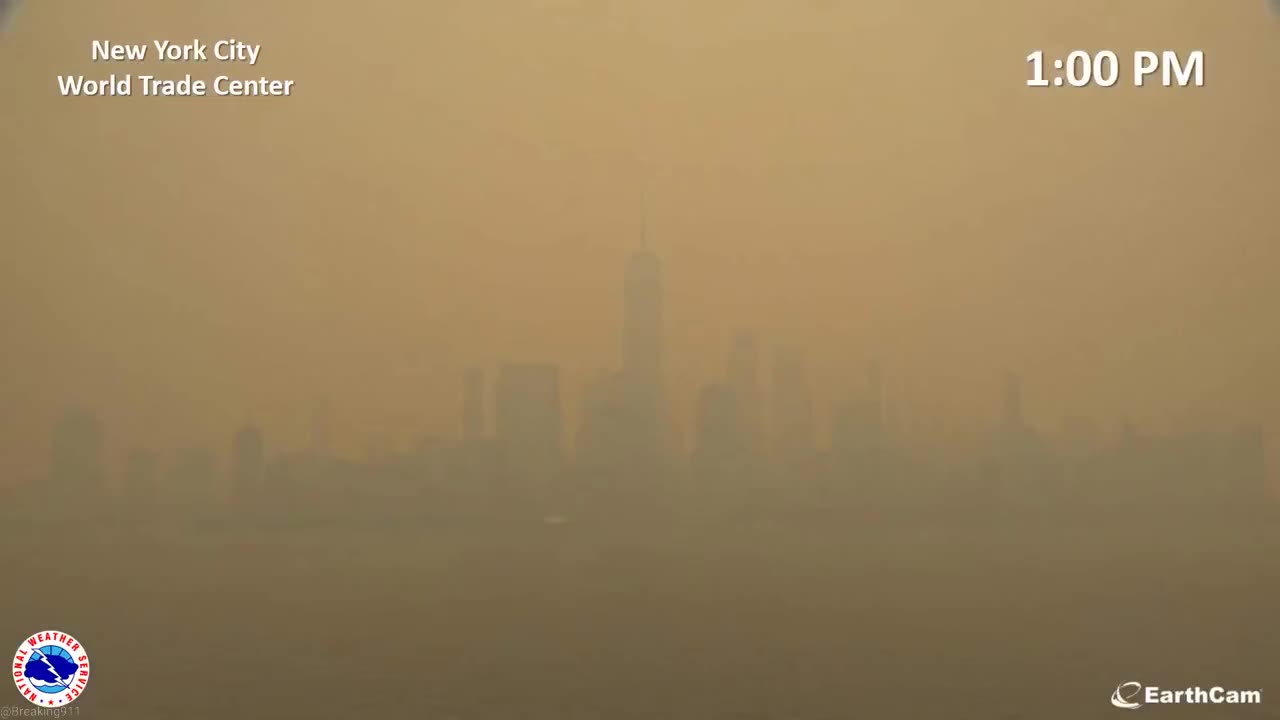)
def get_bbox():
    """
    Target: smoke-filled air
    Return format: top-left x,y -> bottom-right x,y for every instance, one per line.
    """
1,1 -> 1278,718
